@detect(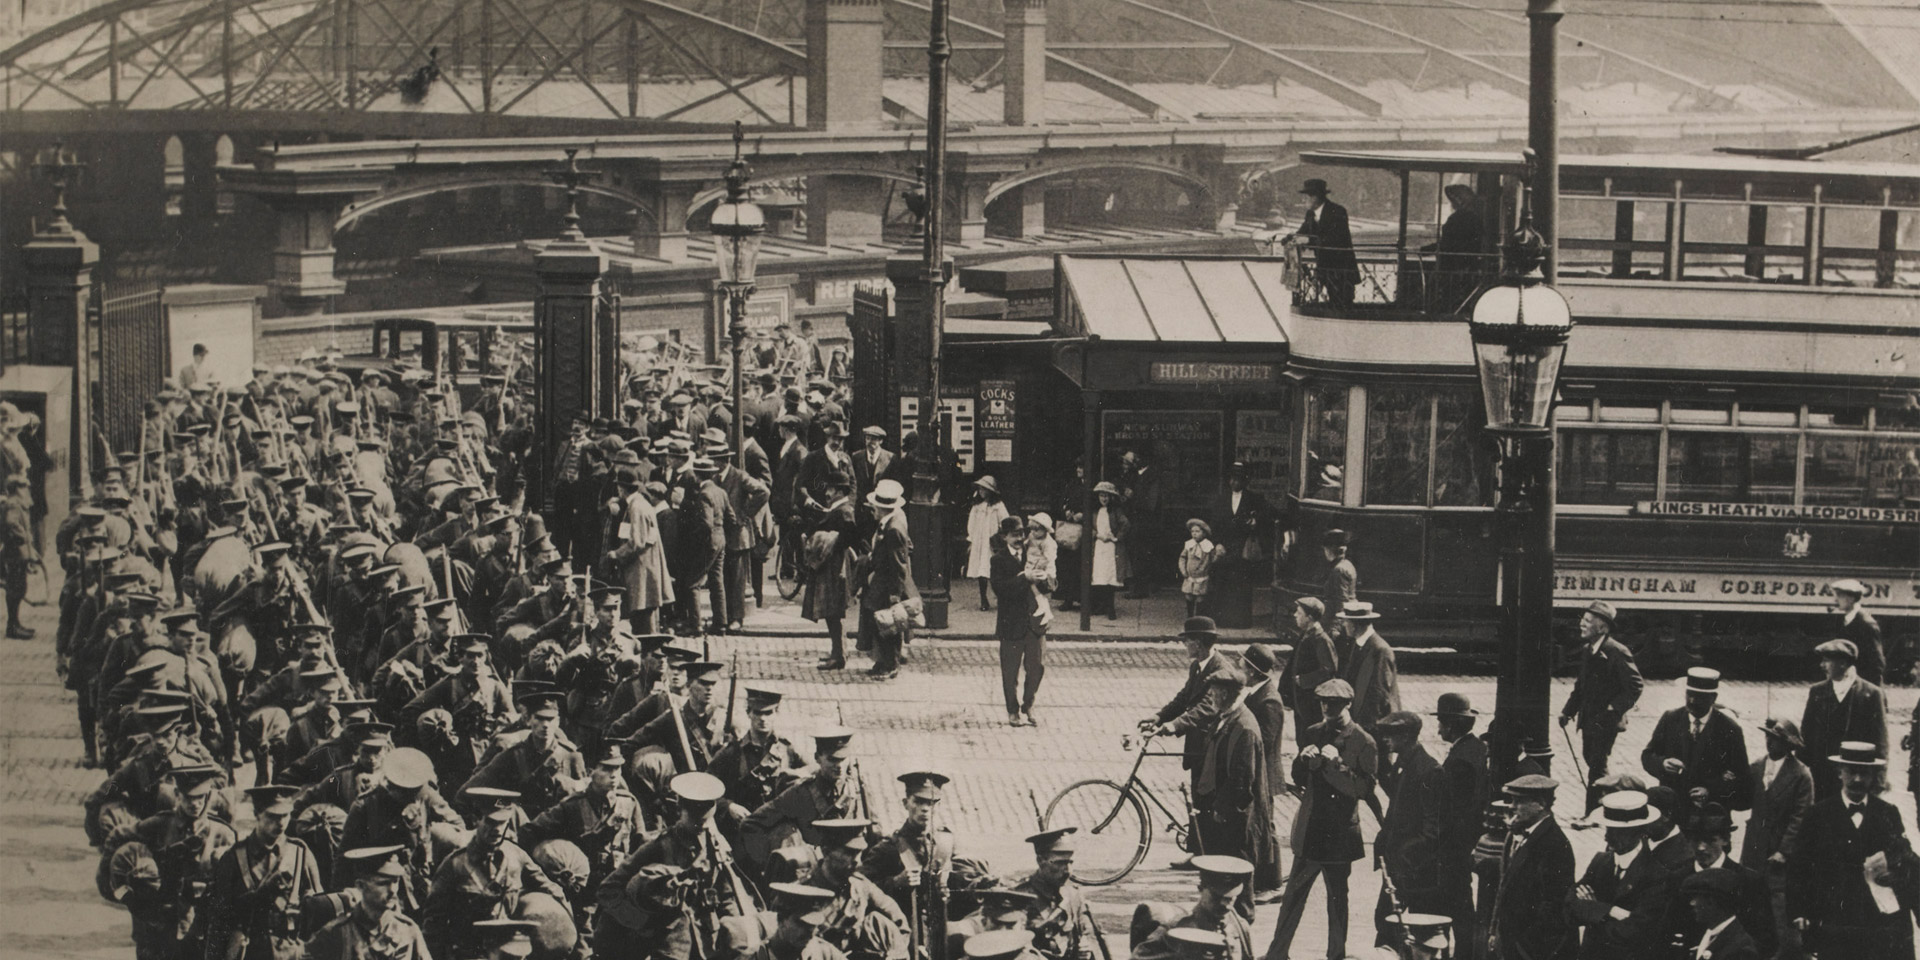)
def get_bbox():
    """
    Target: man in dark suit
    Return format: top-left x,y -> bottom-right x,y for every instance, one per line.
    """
797,420 -> 854,515
651,390 -> 707,443
1140,617 -> 1237,805
1679,869 -> 1764,960
1741,717 -> 1812,960
1668,803 -> 1775,959
1435,692 -> 1489,956
1489,774 -> 1575,960
1120,449 -> 1164,599
1319,529 -> 1358,630
1240,643 -> 1288,902
1204,462 -> 1269,628
1787,741 -> 1918,959
771,415 -> 809,525
990,517 -> 1044,727
1566,790 -> 1675,960
1830,577 -> 1889,684
858,479 -> 914,681
1287,178 -> 1358,306
1193,666 -> 1270,921
708,438 -> 768,632
1800,638 -> 1888,801
1372,711 -> 1446,950
681,458 -> 733,635
1559,600 -> 1644,809
1639,667 -> 1752,822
